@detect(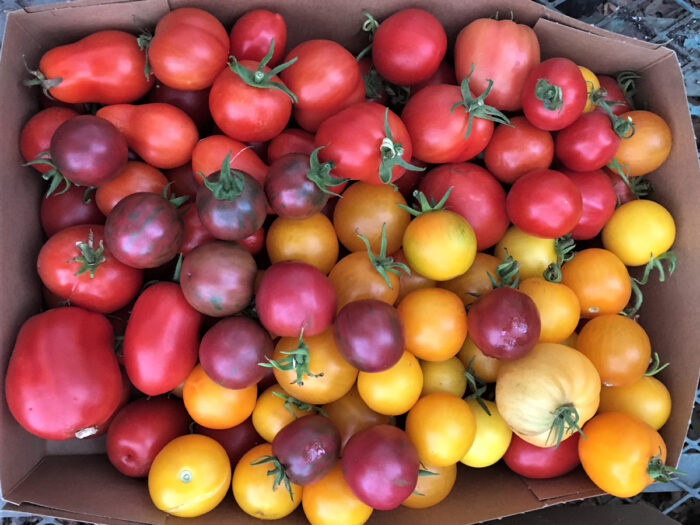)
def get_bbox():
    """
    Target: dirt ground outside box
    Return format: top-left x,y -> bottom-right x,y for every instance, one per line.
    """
0,0 -> 699,524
